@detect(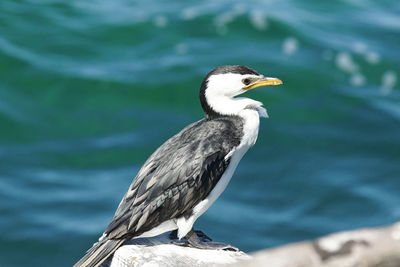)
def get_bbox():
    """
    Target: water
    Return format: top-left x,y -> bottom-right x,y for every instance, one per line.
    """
0,0 -> 399,266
